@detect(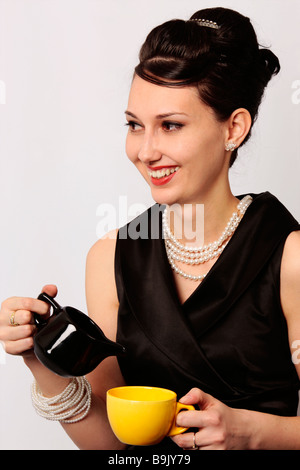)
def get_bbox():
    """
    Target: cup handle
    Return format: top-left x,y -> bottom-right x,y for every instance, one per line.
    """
167,402 -> 195,437
34,293 -> 62,328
